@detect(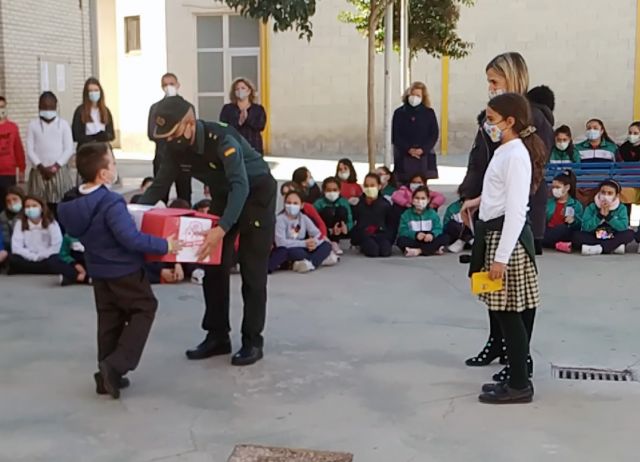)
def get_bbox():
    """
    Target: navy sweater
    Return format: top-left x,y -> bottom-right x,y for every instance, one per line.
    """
58,186 -> 168,279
